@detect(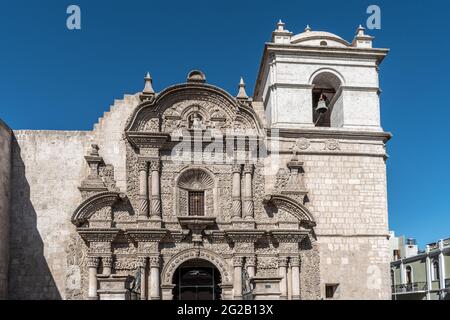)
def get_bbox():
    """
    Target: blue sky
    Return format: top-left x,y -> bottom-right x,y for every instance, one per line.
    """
0,1 -> 449,248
